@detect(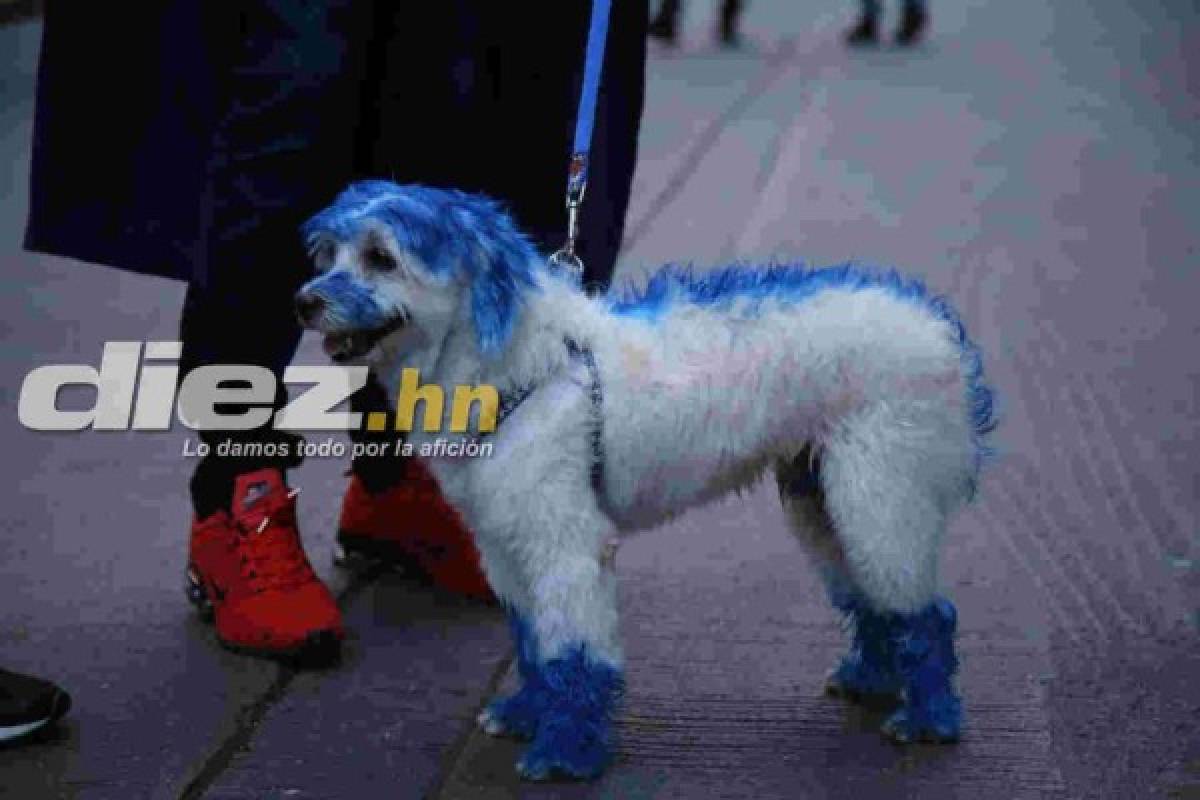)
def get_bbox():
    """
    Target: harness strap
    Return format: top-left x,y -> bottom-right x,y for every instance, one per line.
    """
493,384 -> 536,430
489,339 -> 606,500
566,338 -> 606,497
